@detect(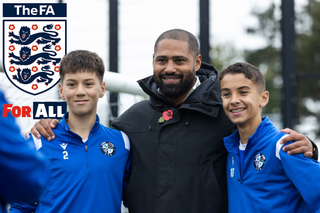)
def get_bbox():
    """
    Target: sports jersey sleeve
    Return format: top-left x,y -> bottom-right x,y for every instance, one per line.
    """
120,131 -> 132,208
9,136 -> 41,213
277,141 -> 320,213
310,137 -> 318,160
9,201 -> 37,213
0,90 -> 47,205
